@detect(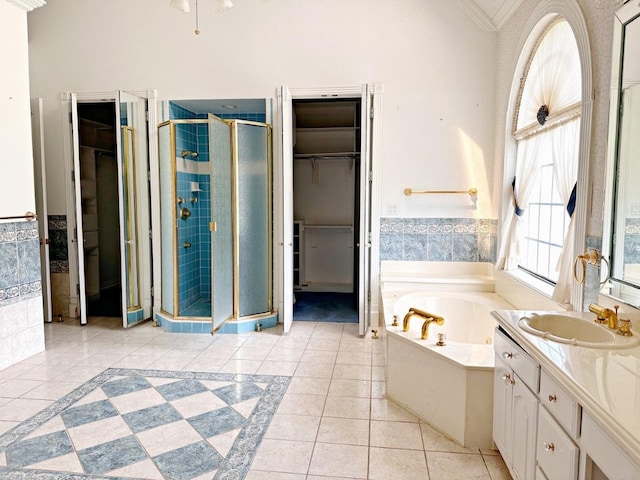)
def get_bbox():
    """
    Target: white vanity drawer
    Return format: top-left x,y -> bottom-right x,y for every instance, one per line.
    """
536,466 -> 548,480
536,406 -> 578,480
495,328 -> 540,392
539,370 -> 580,439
